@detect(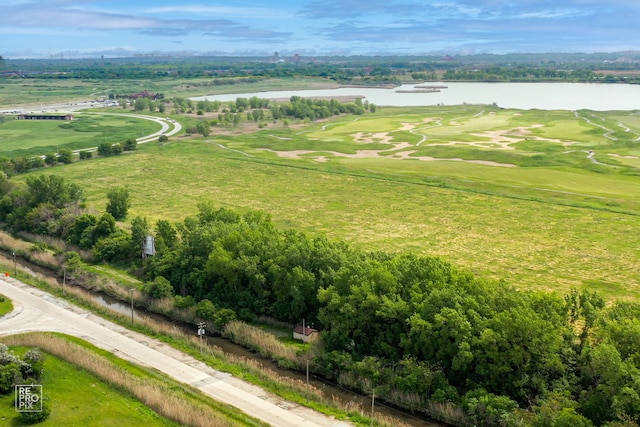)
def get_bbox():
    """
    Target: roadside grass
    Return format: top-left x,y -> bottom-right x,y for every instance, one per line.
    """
0,261 -> 412,427
0,294 -> 12,316
0,343 -> 180,427
0,334 -> 267,427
